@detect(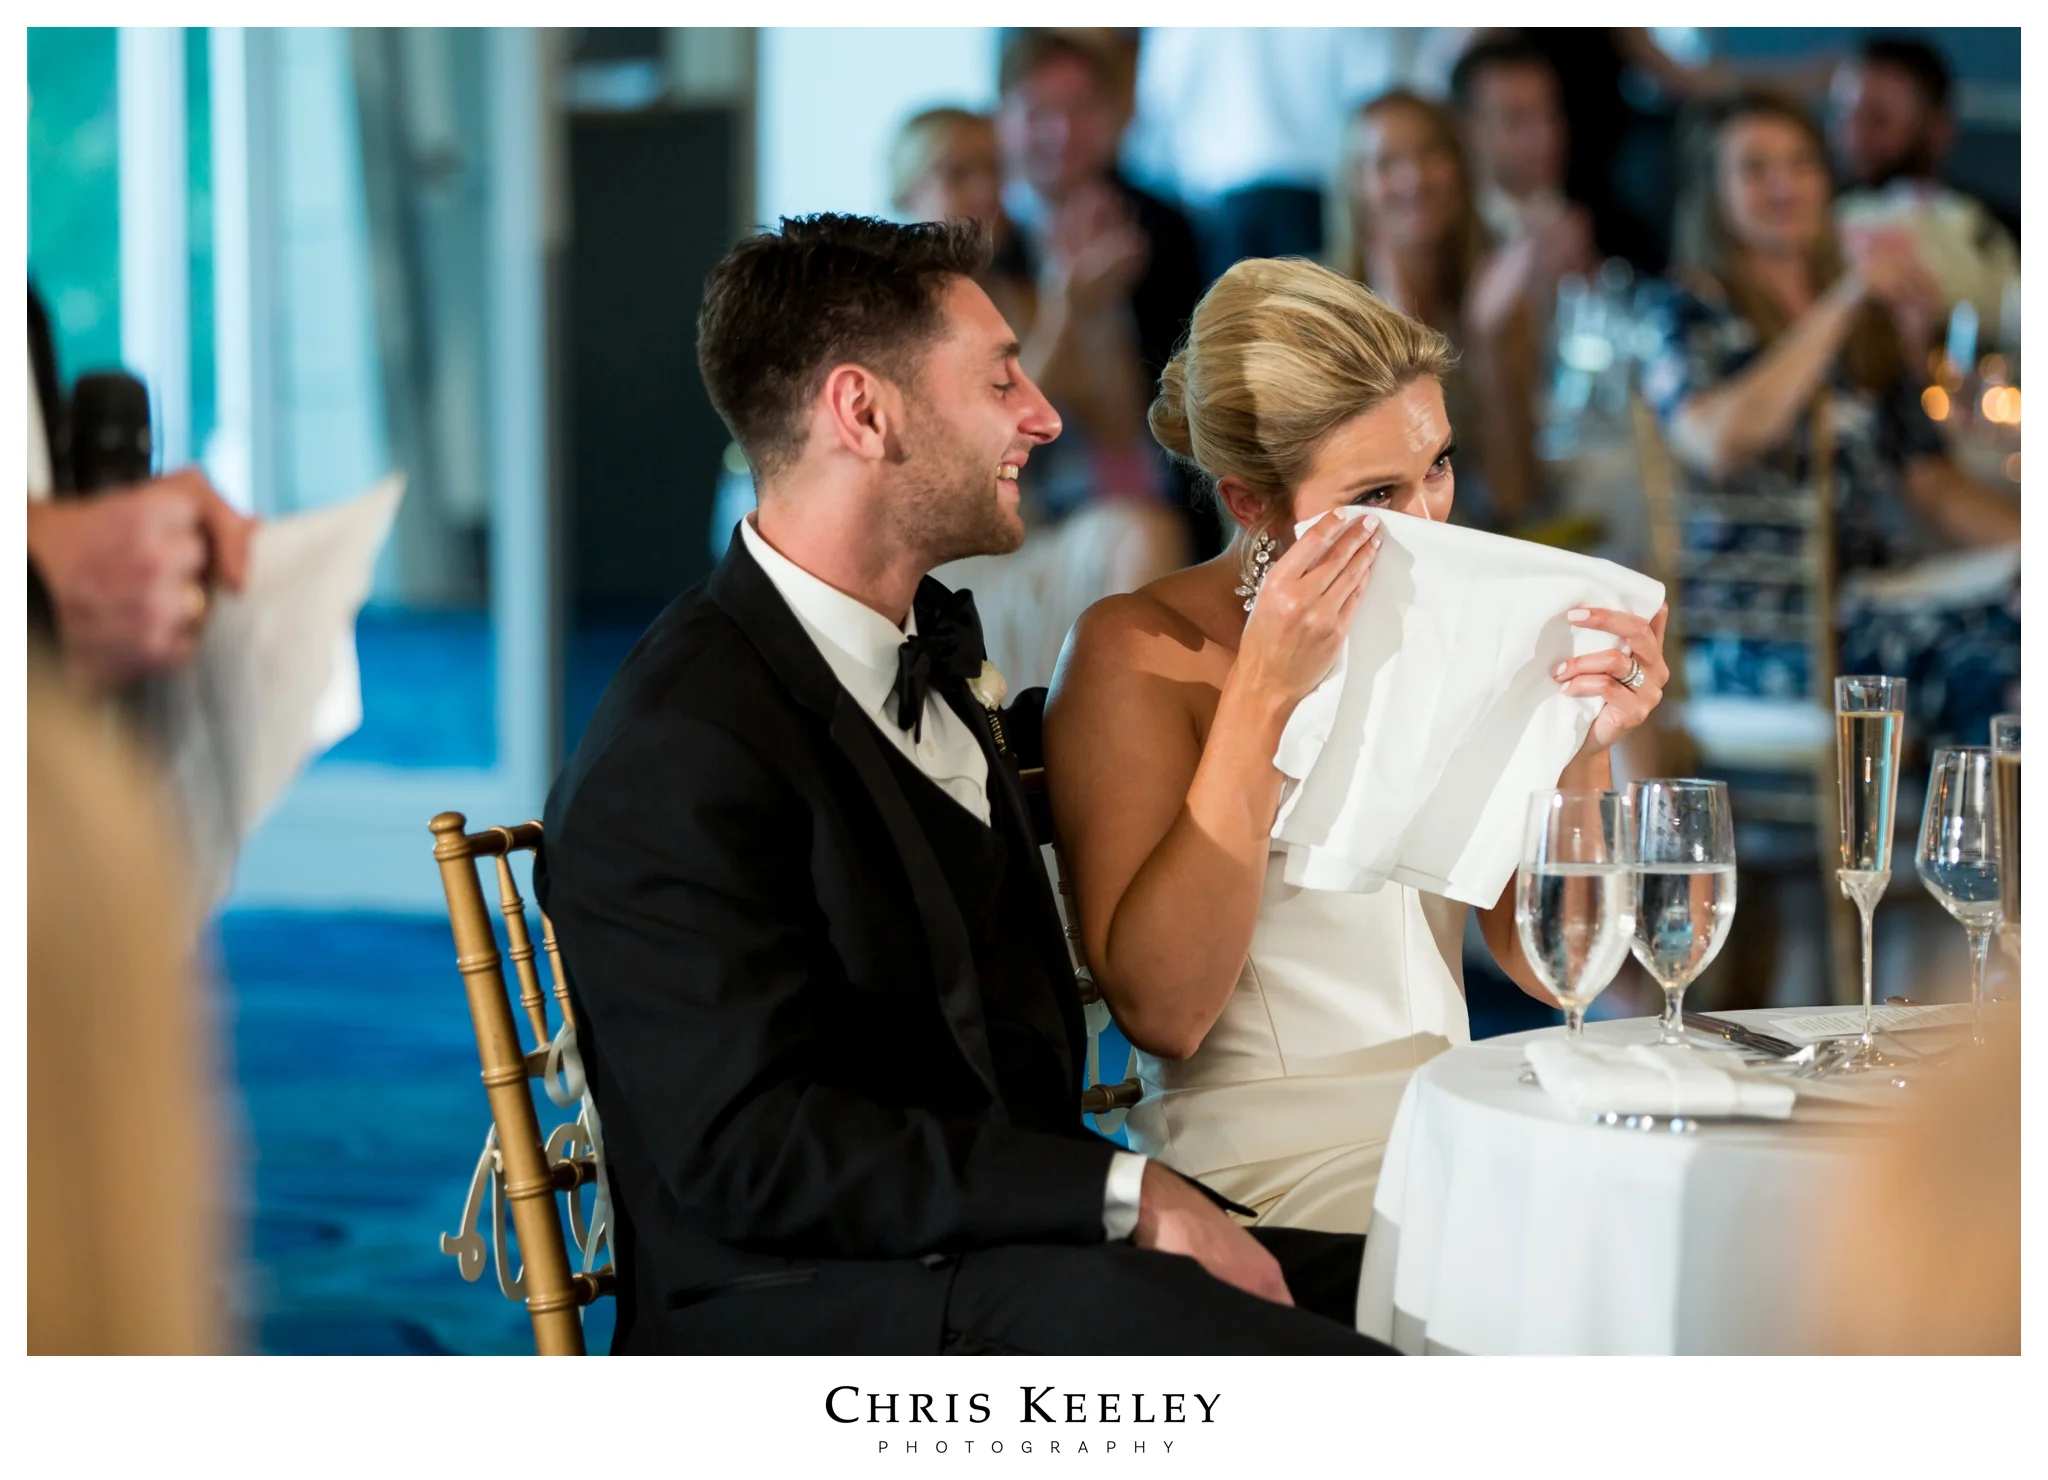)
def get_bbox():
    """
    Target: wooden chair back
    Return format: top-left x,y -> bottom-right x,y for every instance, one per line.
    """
428,812 -> 614,1355
1631,392 -> 1859,1003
